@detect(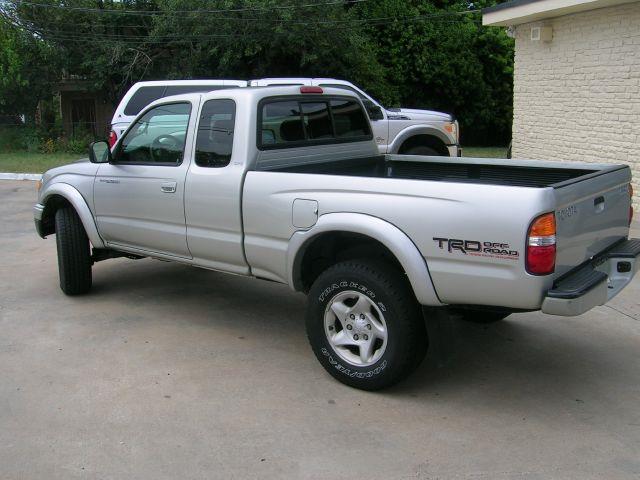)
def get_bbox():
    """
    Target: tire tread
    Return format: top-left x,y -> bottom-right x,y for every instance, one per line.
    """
55,207 -> 92,295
